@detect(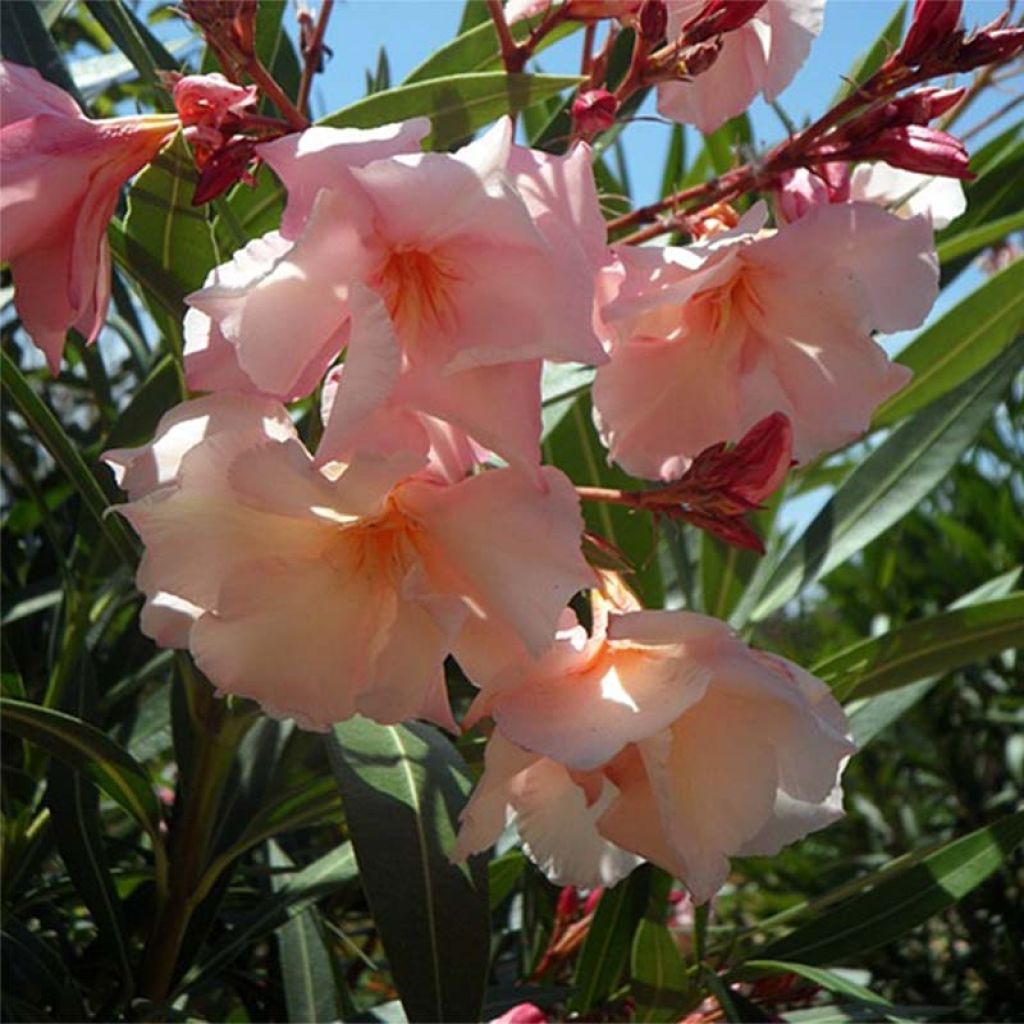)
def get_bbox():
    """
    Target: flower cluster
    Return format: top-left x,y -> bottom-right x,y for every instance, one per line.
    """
0,0 -> 1002,901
